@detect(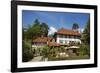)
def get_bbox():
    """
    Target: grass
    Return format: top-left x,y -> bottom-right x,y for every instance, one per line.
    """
48,55 -> 90,61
